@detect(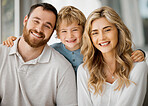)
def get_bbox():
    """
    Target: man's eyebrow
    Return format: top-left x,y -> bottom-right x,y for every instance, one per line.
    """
46,22 -> 53,28
33,17 -> 53,28
33,17 -> 41,20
